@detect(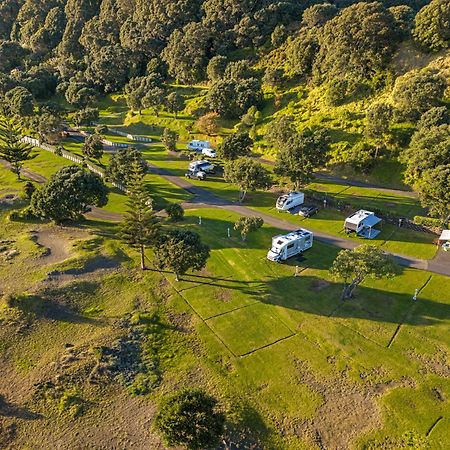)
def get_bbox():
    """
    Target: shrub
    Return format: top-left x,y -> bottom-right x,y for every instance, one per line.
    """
154,388 -> 225,450
165,203 -> 184,222
413,215 -> 444,229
